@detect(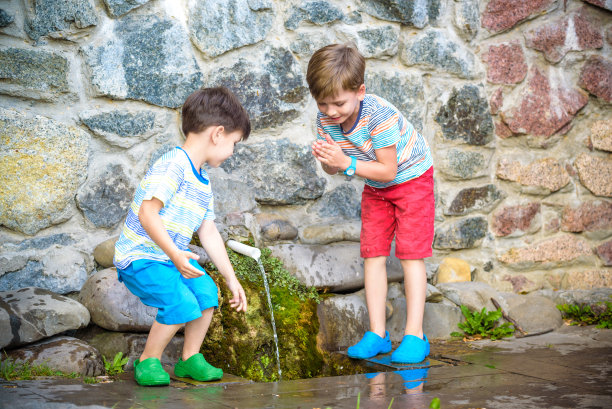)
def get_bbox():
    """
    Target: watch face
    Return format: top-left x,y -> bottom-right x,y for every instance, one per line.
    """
346,168 -> 355,176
